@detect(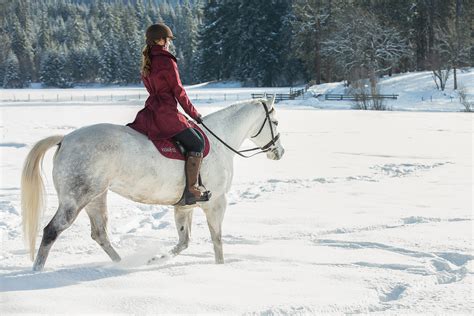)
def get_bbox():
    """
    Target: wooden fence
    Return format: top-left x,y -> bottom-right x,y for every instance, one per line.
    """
0,93 -> 248,103
324,94 -> 399,101
251,88 -> 306,102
